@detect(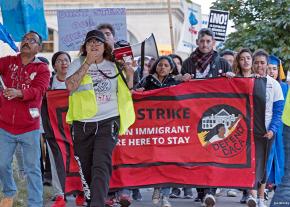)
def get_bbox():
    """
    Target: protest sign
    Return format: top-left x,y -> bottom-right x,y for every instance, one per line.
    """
208,9 -> 229,42
57,8 -> 127,51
